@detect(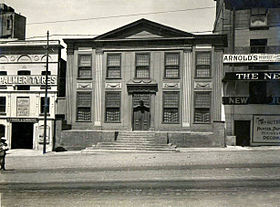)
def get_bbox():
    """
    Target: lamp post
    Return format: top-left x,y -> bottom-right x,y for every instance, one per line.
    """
43,31 -> 49,154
